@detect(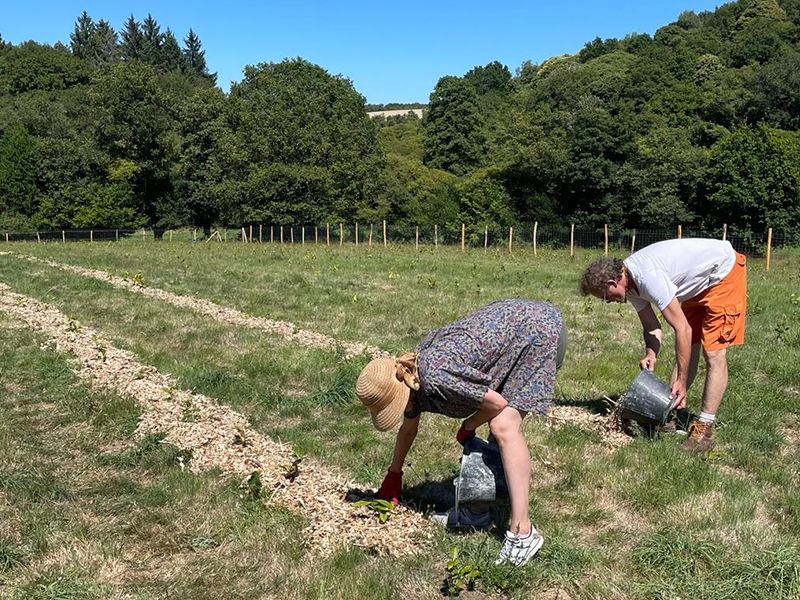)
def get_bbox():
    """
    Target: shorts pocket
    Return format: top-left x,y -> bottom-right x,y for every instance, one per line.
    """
720,303 -> 743,343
